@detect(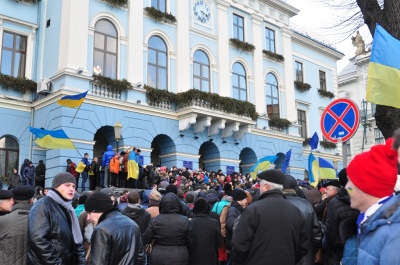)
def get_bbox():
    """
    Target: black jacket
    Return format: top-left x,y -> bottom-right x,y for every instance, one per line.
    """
143,193 -> 195,265
284,189 -> 322,265
225,200 -> 244,250
323,189 -> 359,261
232,190 -> 309,265
189,213 -> 222,265
90,208 -> 146,265
27,196 -> 86,265
122,205 -> 151,235
35,163 -> 46,181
